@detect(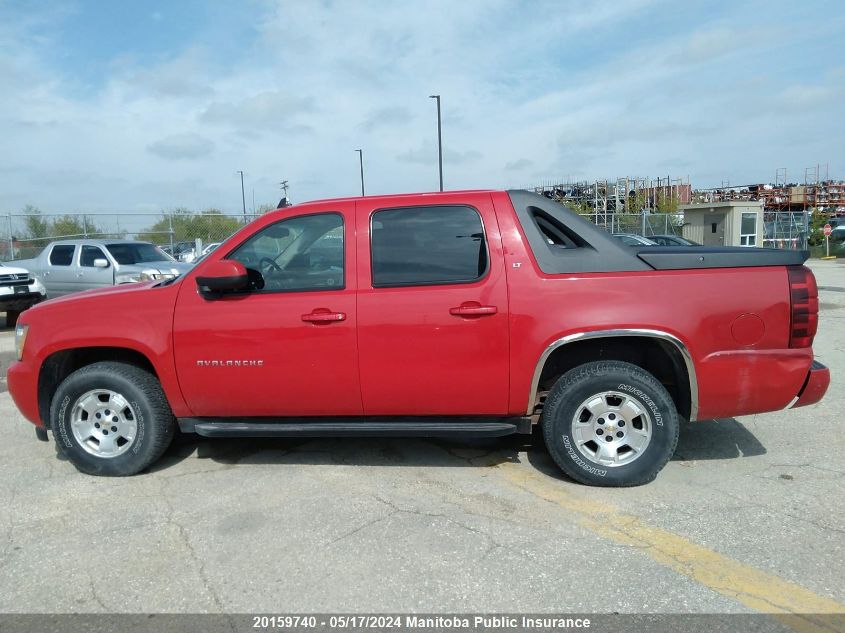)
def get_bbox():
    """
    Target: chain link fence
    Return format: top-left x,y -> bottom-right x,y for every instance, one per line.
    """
1,212 -> 262,261
763,211 -> 809,250
0,208 -> 687,262
578,212 -> 684,237
0,208 -> 817,263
